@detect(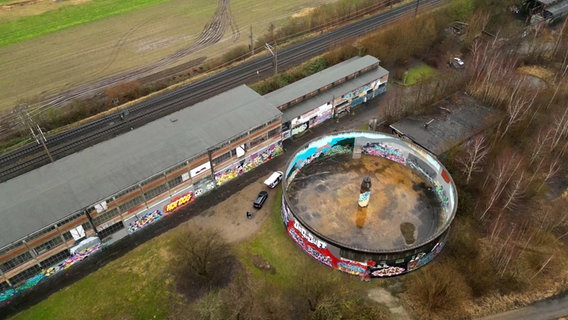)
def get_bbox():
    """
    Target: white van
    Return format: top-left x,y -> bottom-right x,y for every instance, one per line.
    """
264,171 -> 283,188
